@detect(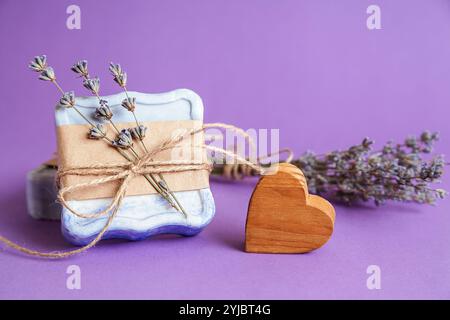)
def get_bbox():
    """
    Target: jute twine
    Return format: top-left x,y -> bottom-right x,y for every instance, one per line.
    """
0,123 -> 284,259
